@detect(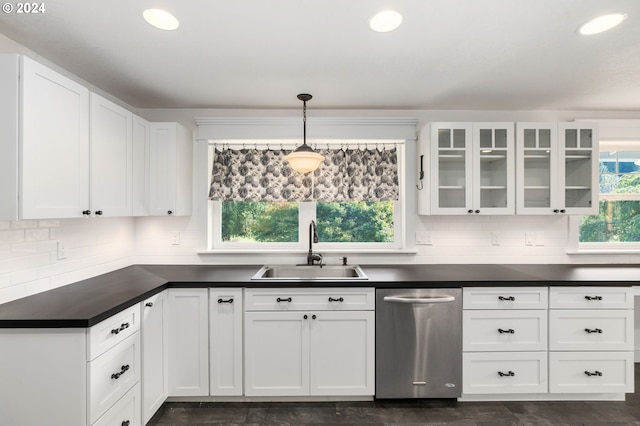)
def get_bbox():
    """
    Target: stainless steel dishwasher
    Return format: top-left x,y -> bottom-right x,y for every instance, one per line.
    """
376,288 -> 462,398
